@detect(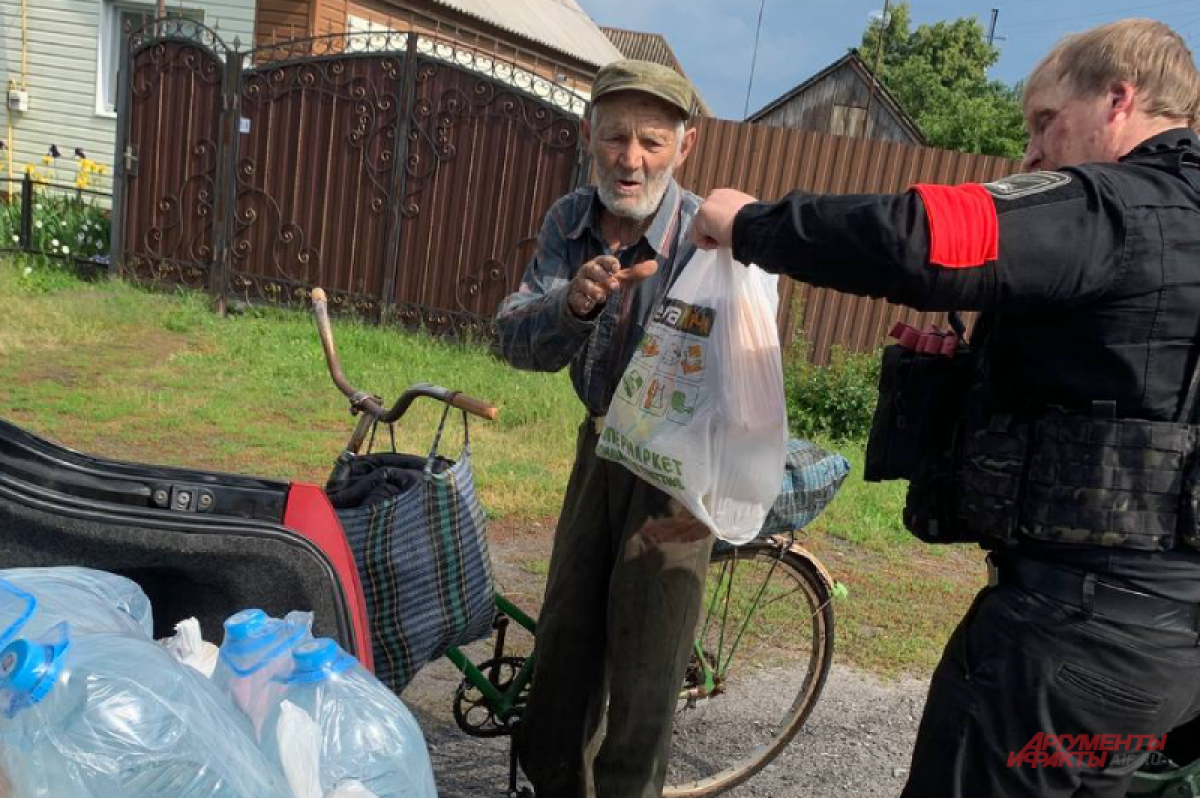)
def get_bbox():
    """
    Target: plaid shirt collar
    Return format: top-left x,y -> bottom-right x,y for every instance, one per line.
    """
566,179 -> 684,259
